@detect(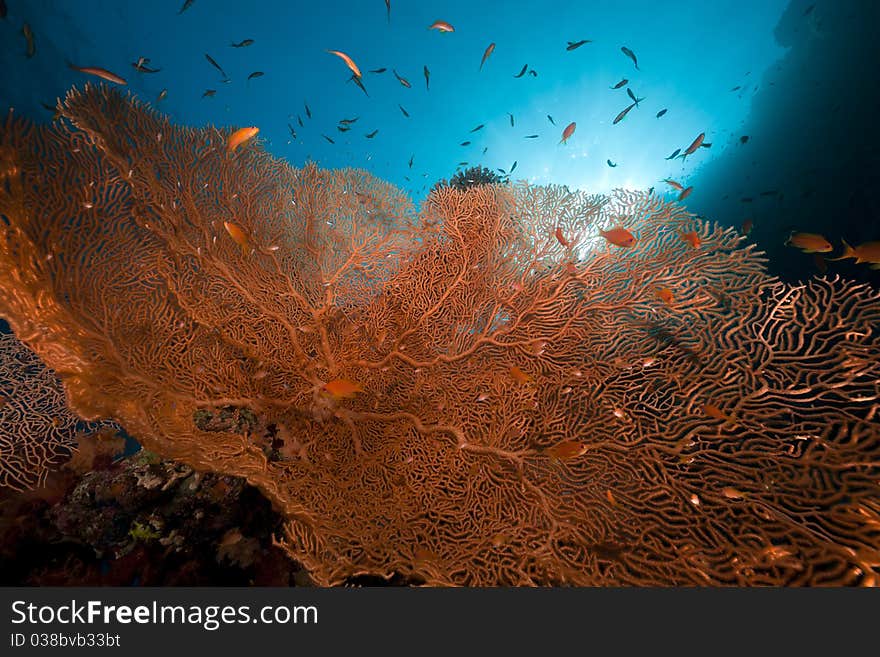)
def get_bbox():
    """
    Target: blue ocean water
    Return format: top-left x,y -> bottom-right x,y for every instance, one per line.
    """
0,0 -> 877,283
